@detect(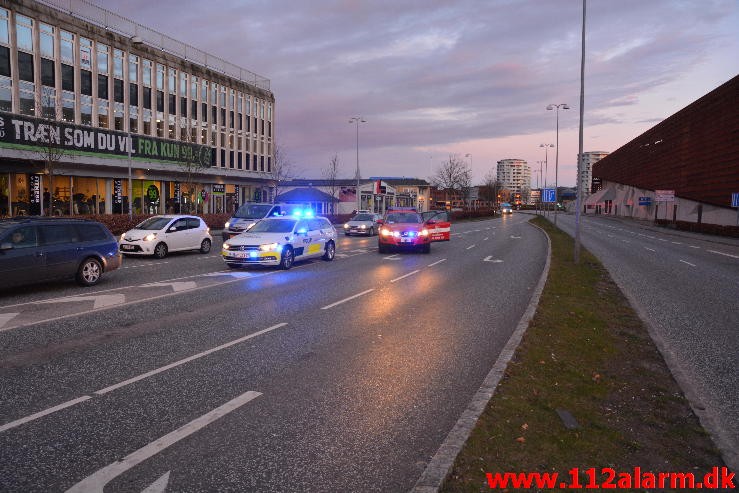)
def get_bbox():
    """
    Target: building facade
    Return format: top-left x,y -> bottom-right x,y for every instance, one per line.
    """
578,151 -> 609,199
496,158 -> 531,197
0,0 -> 275,217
